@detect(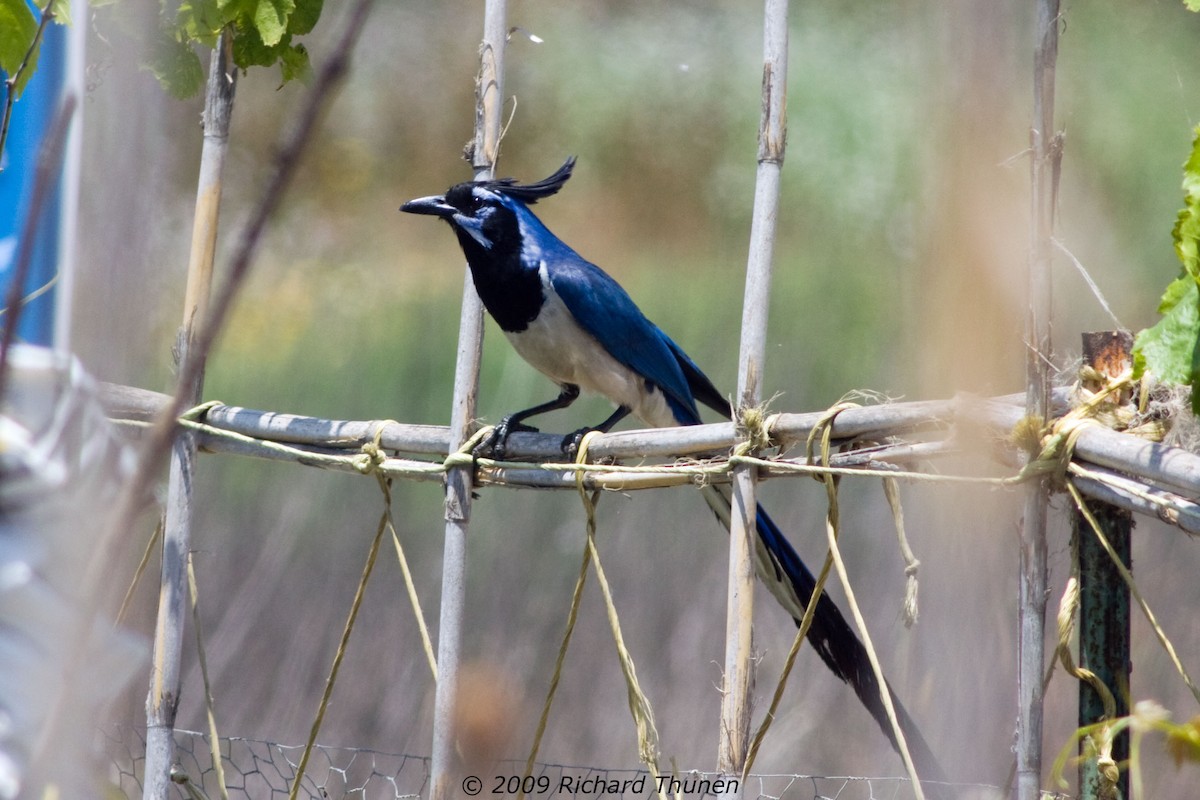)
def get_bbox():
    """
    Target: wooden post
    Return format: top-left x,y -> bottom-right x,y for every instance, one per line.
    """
1076,331 -> 1132,800
1017,1 -> 1060,798
718,0 -> 788,789
428,2 -> 506,797
142,33 -> 236,800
